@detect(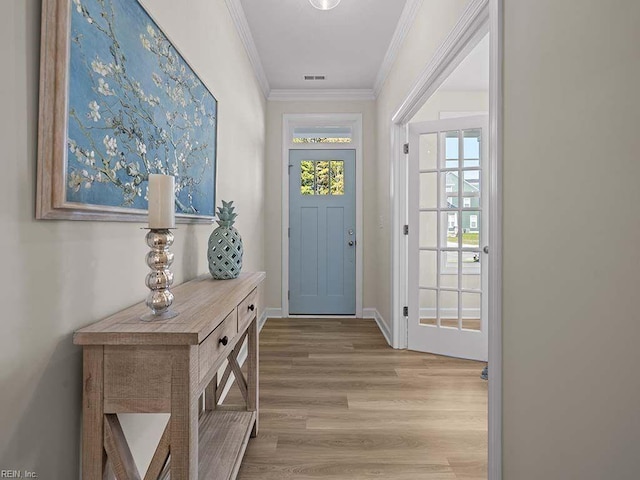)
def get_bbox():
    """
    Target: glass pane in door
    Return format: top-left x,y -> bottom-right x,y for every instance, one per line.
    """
419,289 -> 437,326
330,161 -> 345,195
441,172 -> 460,208
419,212 -> 438,248
462,170 -> 480,207
316,161 -> 330,194
461,292 -> 481,331
441,211 -> 460,248
462,253 -> 481,289
419,173 -> 437,209
463,129 -> 481,168
301,161 -> 315,195
439,290 -> 458,328
419,250 -> 437,288
461,211 -> 481,247
419,133 -> 438,170
443,131 -> 460,168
